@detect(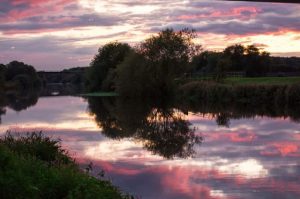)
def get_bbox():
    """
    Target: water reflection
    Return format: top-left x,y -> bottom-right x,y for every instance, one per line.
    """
180,99 -> 300,127
0,94 -> 300,199
87,97 -> 202,159
0,89 -> 40,123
